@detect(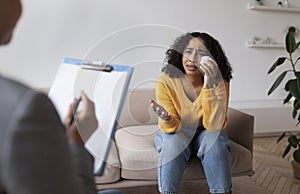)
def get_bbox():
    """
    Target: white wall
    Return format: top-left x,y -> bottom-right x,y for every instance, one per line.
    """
1,0 -> 300,133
